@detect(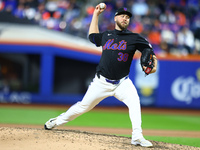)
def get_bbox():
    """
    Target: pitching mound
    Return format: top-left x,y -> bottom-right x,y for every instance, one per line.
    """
1,127 -> 199,150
